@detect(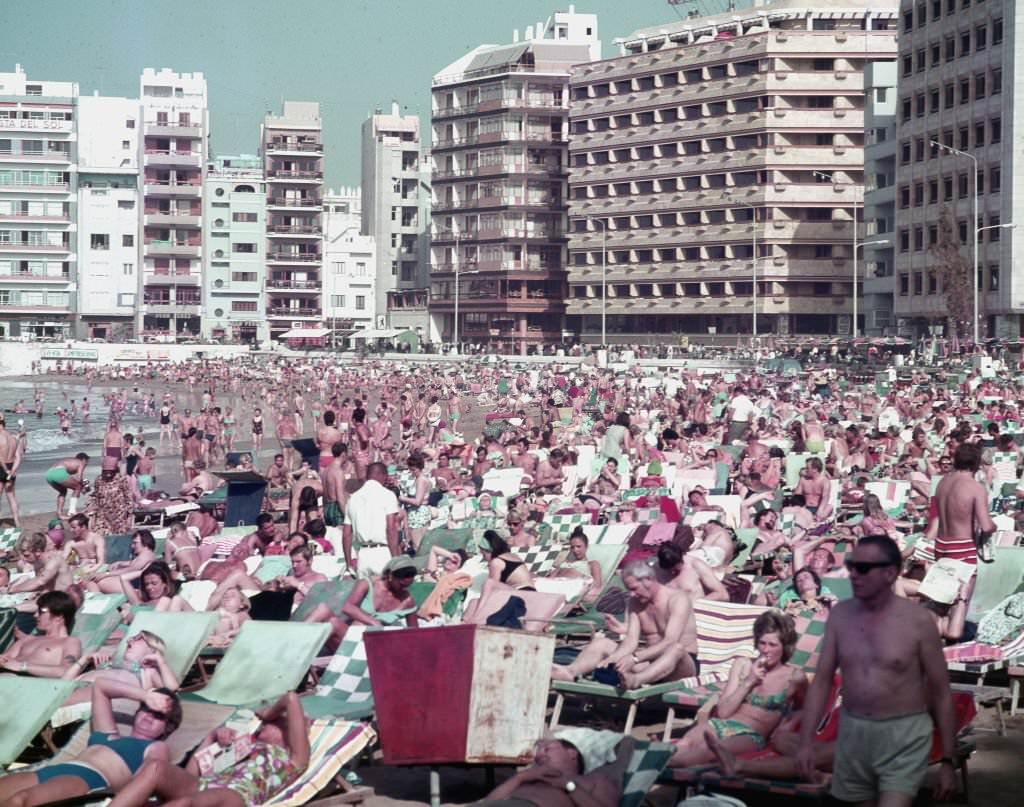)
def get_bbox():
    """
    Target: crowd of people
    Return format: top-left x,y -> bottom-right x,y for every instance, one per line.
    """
0,346 -> 1021,805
